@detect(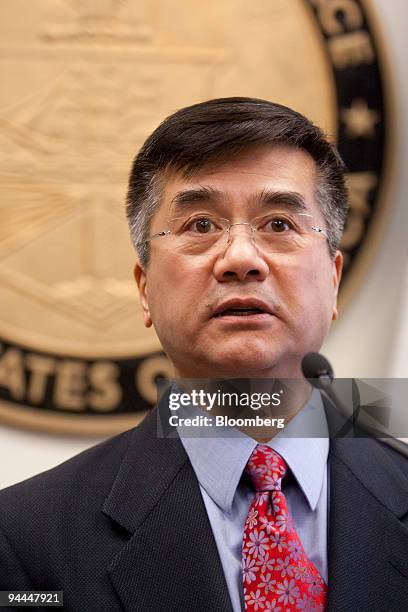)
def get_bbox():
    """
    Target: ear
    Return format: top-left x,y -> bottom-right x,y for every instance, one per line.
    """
134,262 -> 153,328
331,250 -> 343,321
